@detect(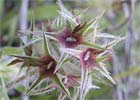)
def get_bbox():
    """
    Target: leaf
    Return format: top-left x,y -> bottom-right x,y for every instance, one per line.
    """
83,75 -> 100,99
6,75 -> 26,89
30,13 -> 35,32
8,16 -> 18,45
10,55 -> 41,66
105,37 -> 125,49
8,59 -> 23,66
54,53 -> 68,73
42,26 -> 50,56
0,76 -> 10,100
82,42 -> 104,50
10,55 -> 39,61
96,33 -> 120,39
28,13 -> 34,40
79,11 -> 104,35
72,23 -> 86,34
53,74 -> 71,98
80,67 -> 88,100
26,76 -> 43,95
31,85 -> 54,96
1,47 -> 24,56
95,63 -> 116,84
96,54 -> 110,62
78,18 -> 95,35
17,62 -> 26,75
72,88 -> 79,100
57,0 -> 77,26
22,38 -> 42,48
